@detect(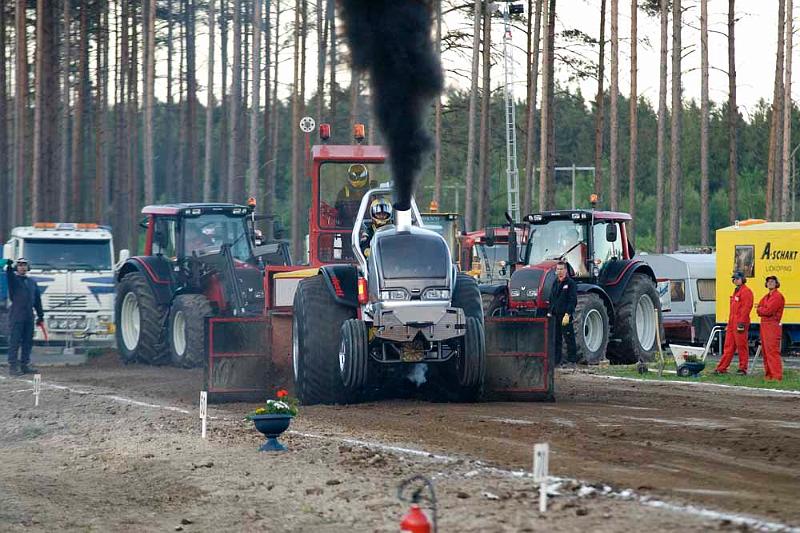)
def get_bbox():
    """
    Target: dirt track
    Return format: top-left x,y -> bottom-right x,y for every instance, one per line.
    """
1,354 -> 799,531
